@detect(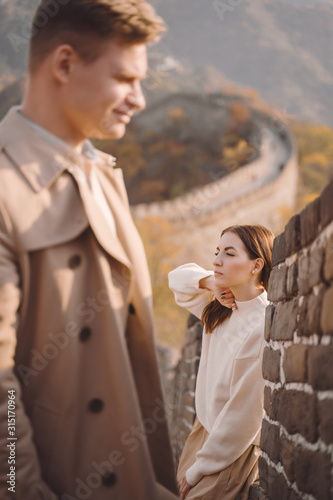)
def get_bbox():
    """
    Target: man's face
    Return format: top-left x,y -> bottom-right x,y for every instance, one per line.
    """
64,38 -> 147,140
